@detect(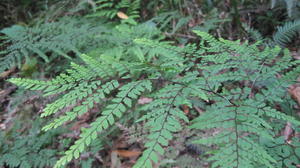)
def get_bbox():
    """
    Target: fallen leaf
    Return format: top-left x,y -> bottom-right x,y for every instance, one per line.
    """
0,86 -> 17,104
182,105 -> 189,114
111,150 -> 122,168
288,85 -> 300,105
0,123 -> 6,130
138,97 -> 153,104
291,51 -> 300,60
283,122 -> 293,142
0,67 -> 16,78
113,150 -> 141,158
117,12 -> 129,19
70,122 -> 89,131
